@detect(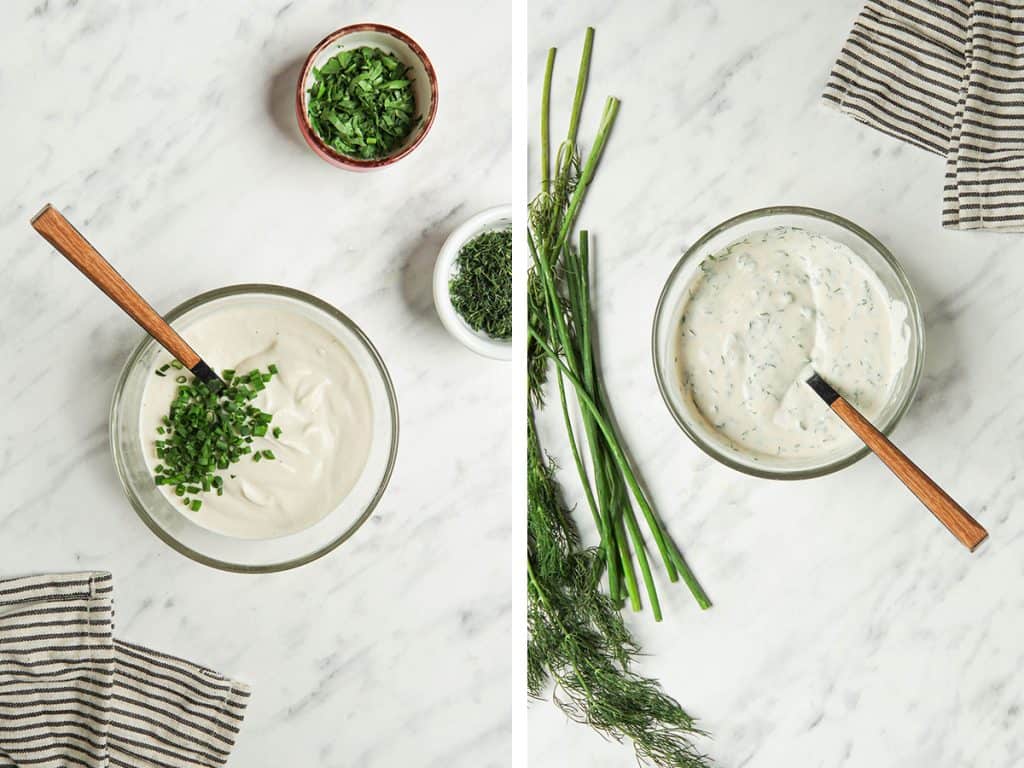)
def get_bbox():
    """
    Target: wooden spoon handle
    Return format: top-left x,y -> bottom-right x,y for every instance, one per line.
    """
830,397 -> 988,551
31,204 -> 202,370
